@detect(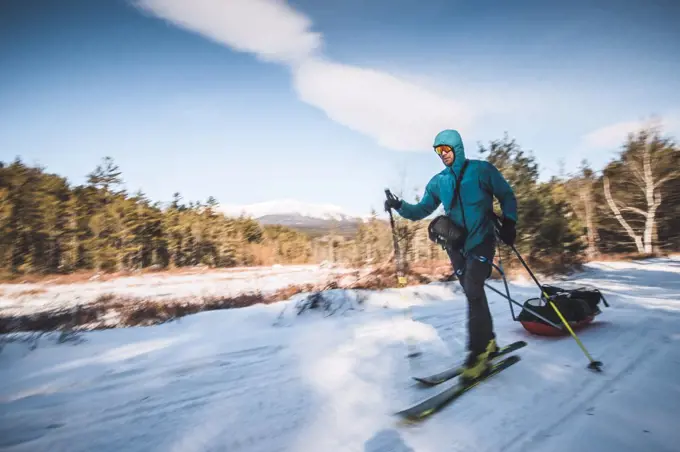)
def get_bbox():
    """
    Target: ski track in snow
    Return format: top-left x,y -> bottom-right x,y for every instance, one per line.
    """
1,258 -> 680,451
